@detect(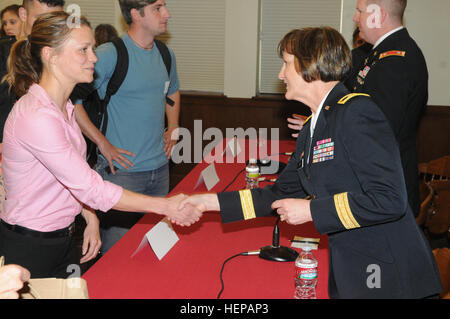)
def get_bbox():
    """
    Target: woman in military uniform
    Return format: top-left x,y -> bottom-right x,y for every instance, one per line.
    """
178,27 -> 441,299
